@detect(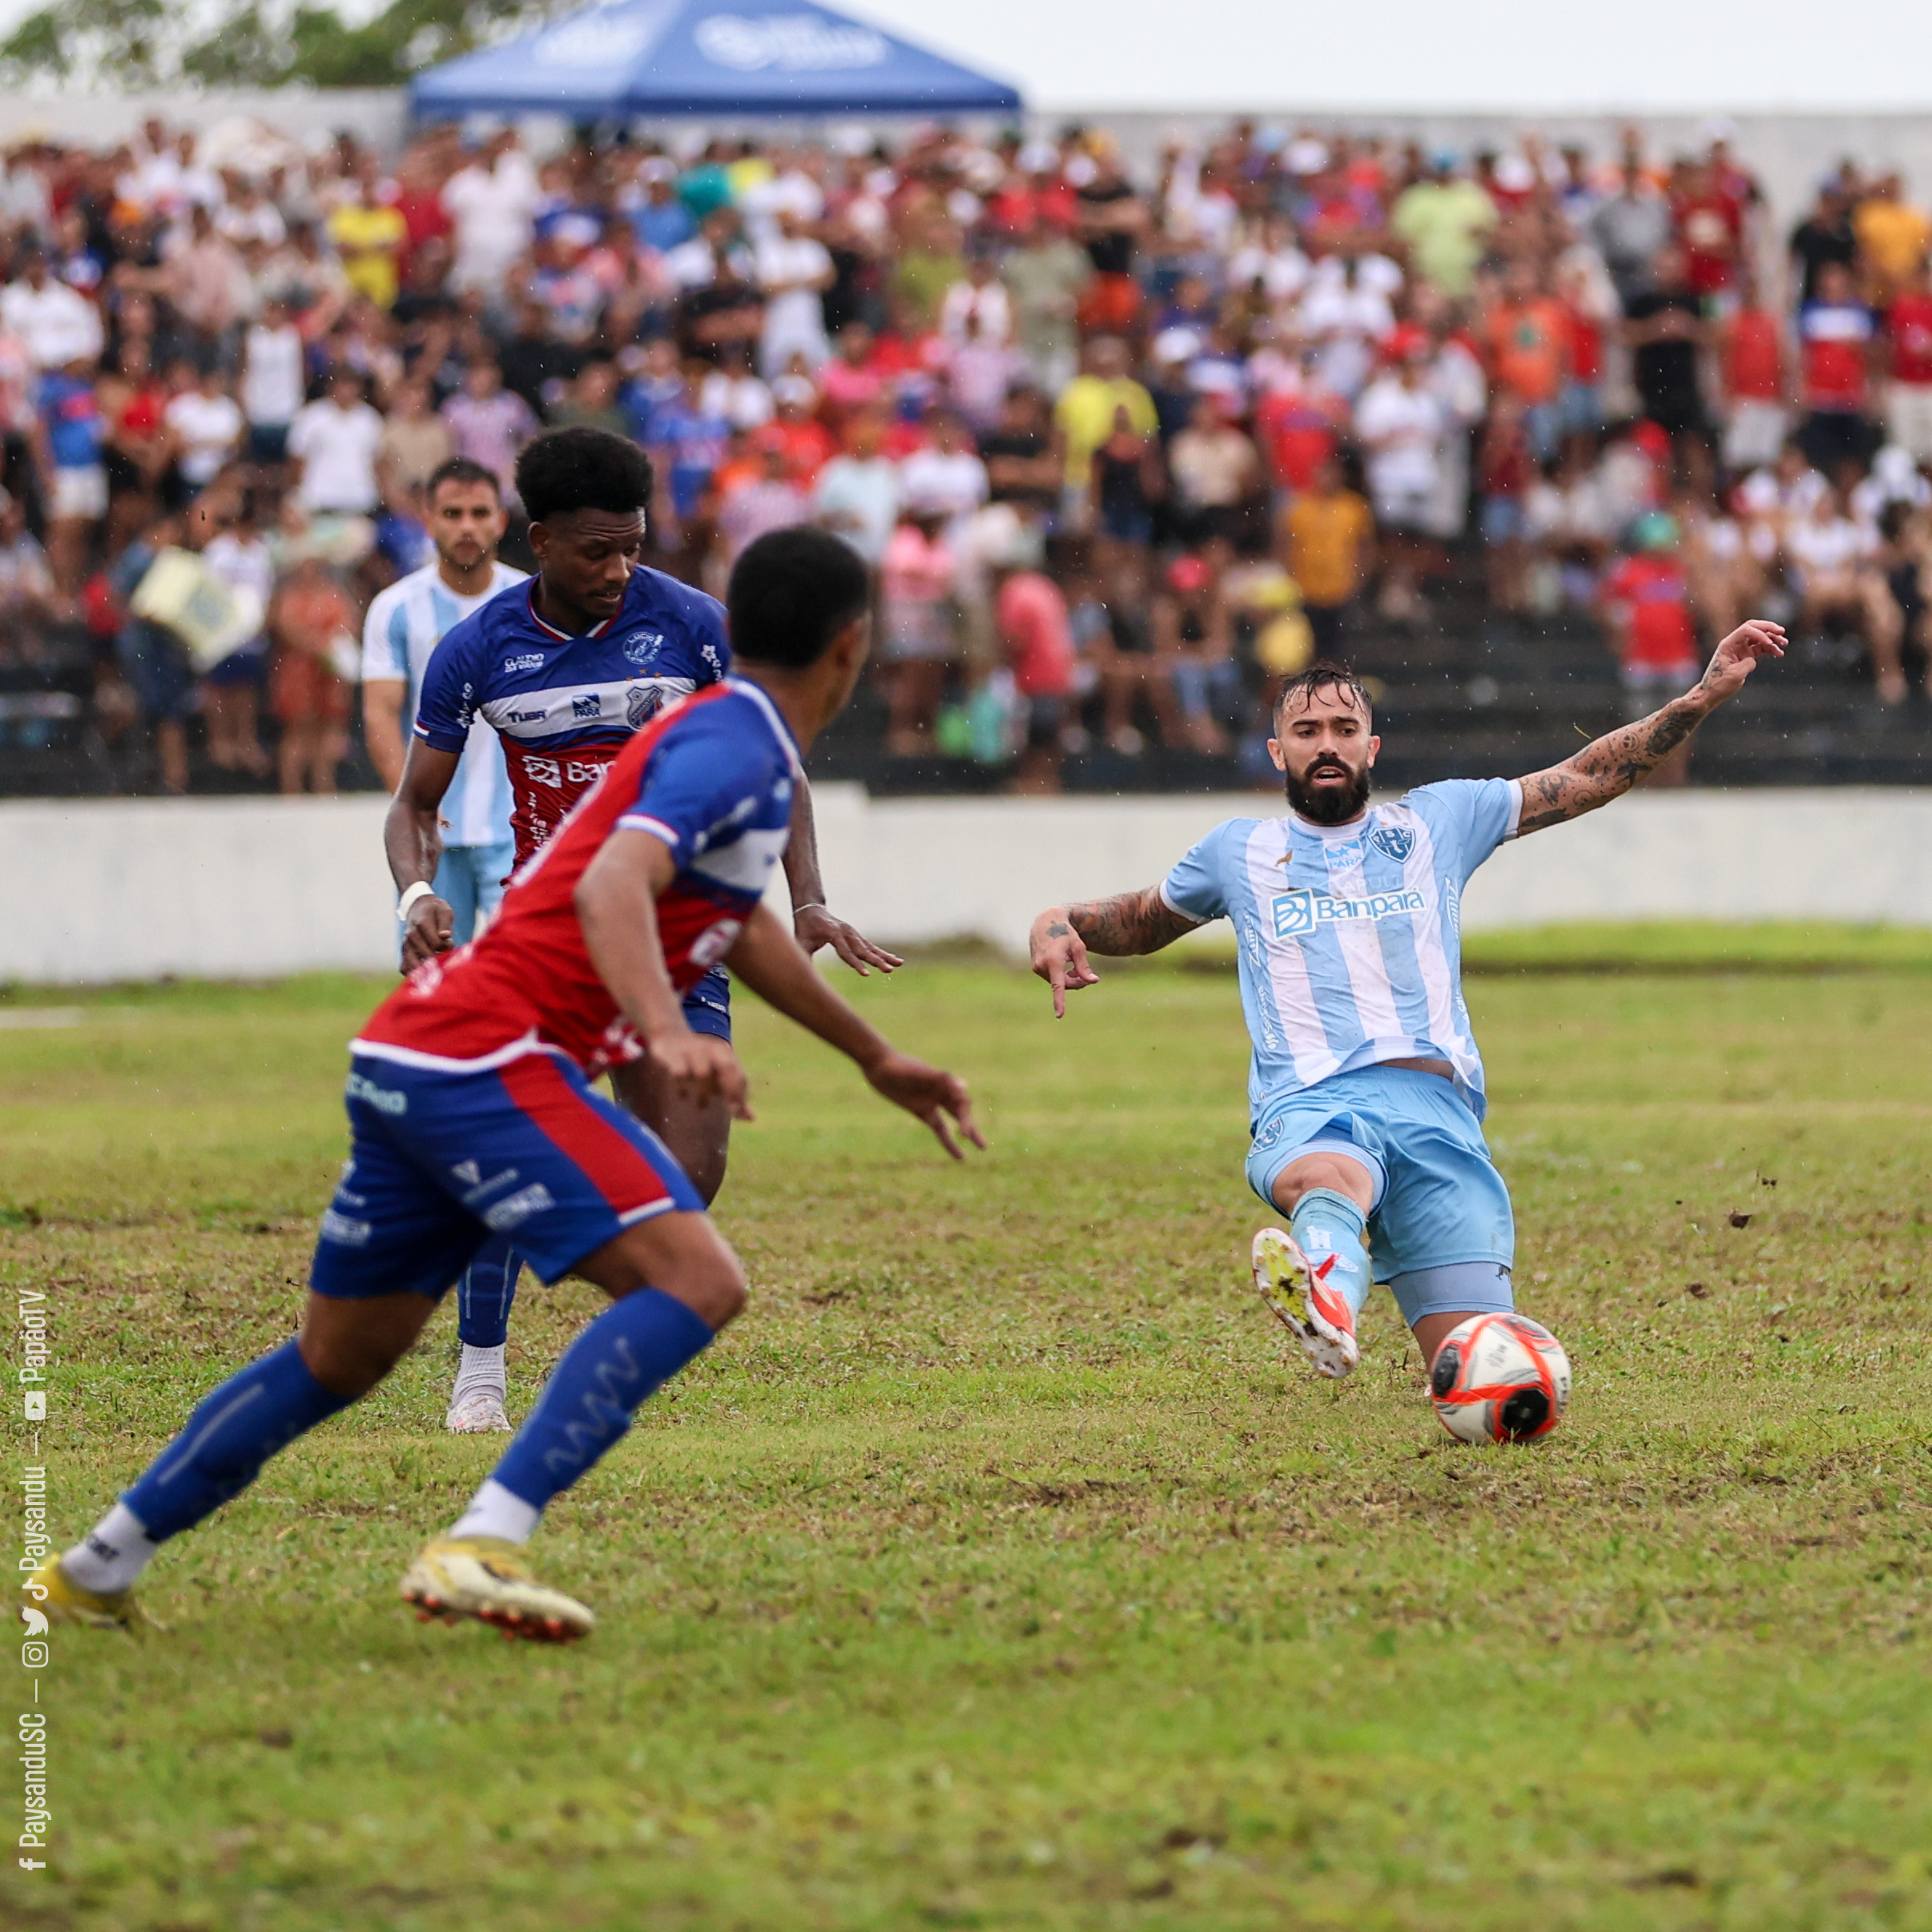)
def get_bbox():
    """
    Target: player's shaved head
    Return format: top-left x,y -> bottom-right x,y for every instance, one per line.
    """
728,527 -> 871,669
